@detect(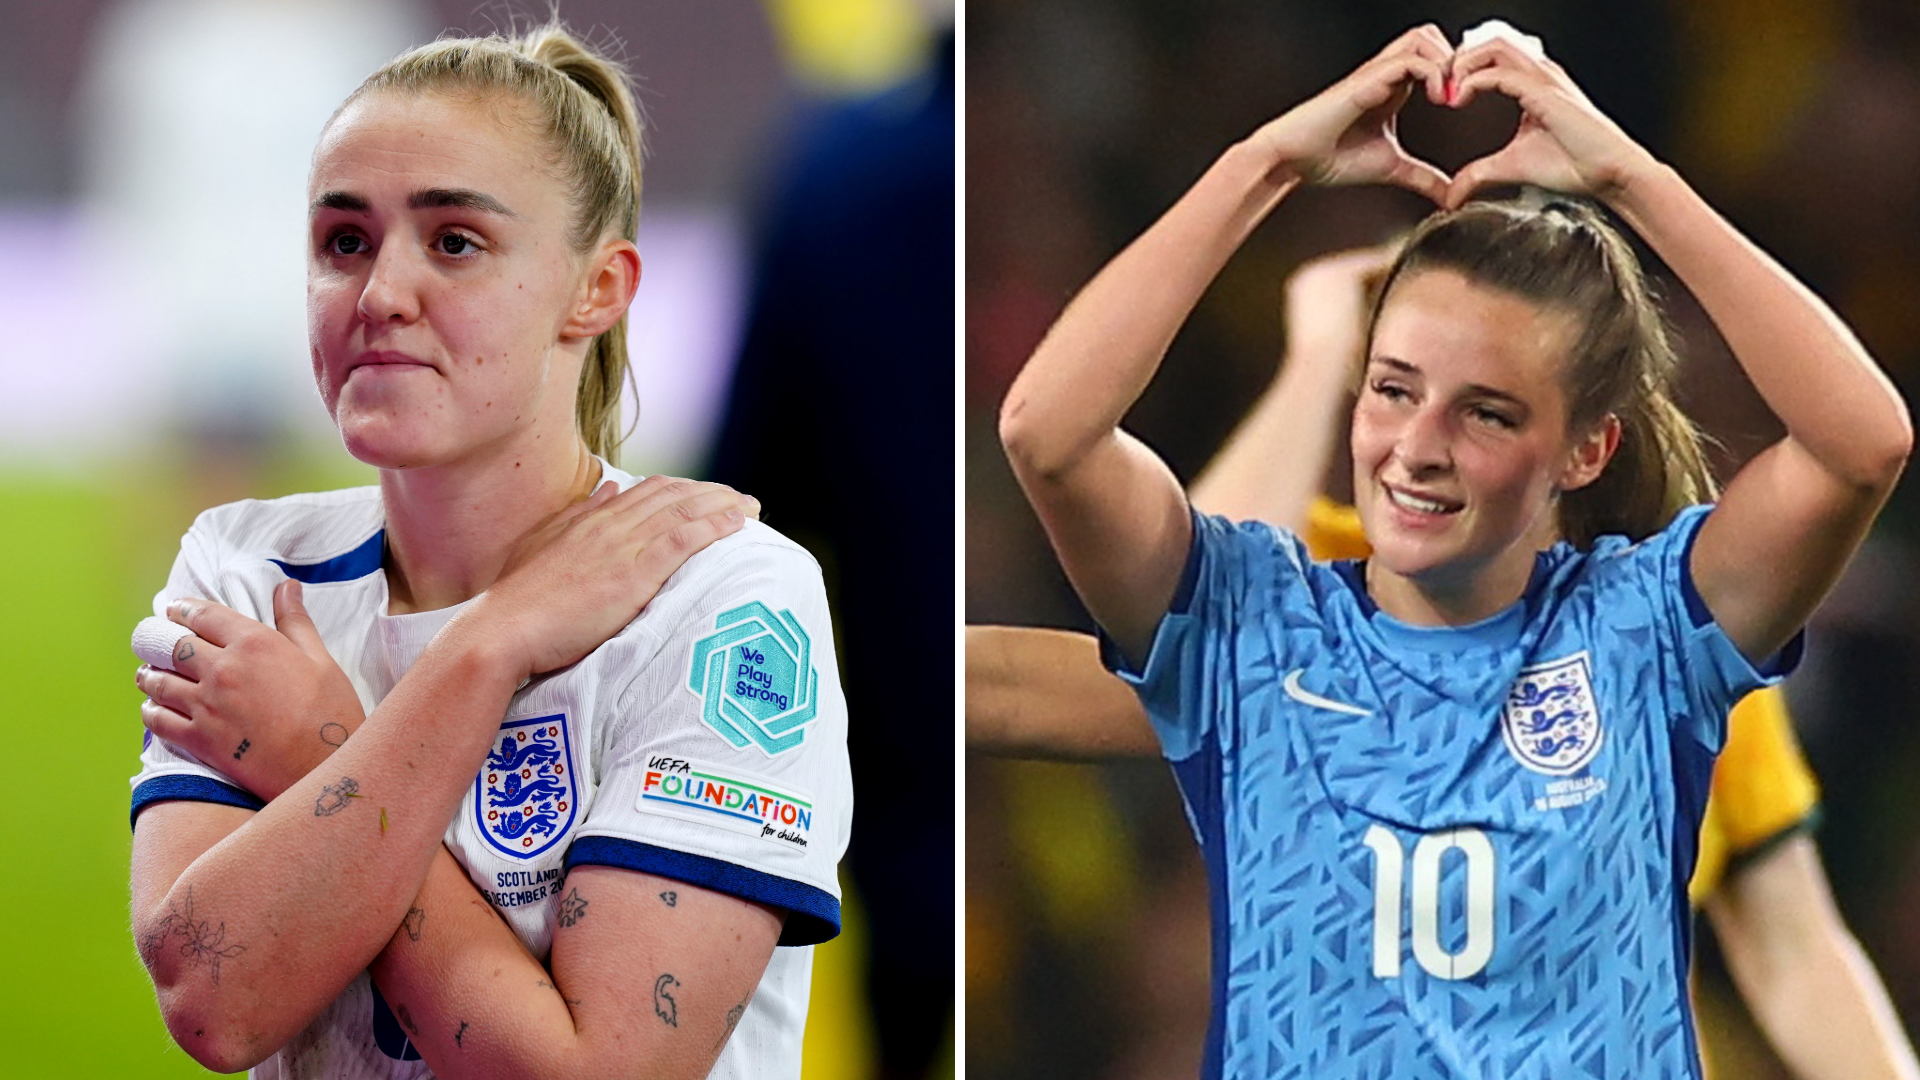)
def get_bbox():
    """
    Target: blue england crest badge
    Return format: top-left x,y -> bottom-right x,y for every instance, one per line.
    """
1499,653 -> 1603,776
476,713 -> 578,859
